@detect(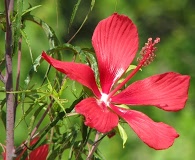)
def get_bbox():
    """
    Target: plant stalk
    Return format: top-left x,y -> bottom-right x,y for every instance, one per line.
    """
5,0 -> 15,159
87,131 -> 101,160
